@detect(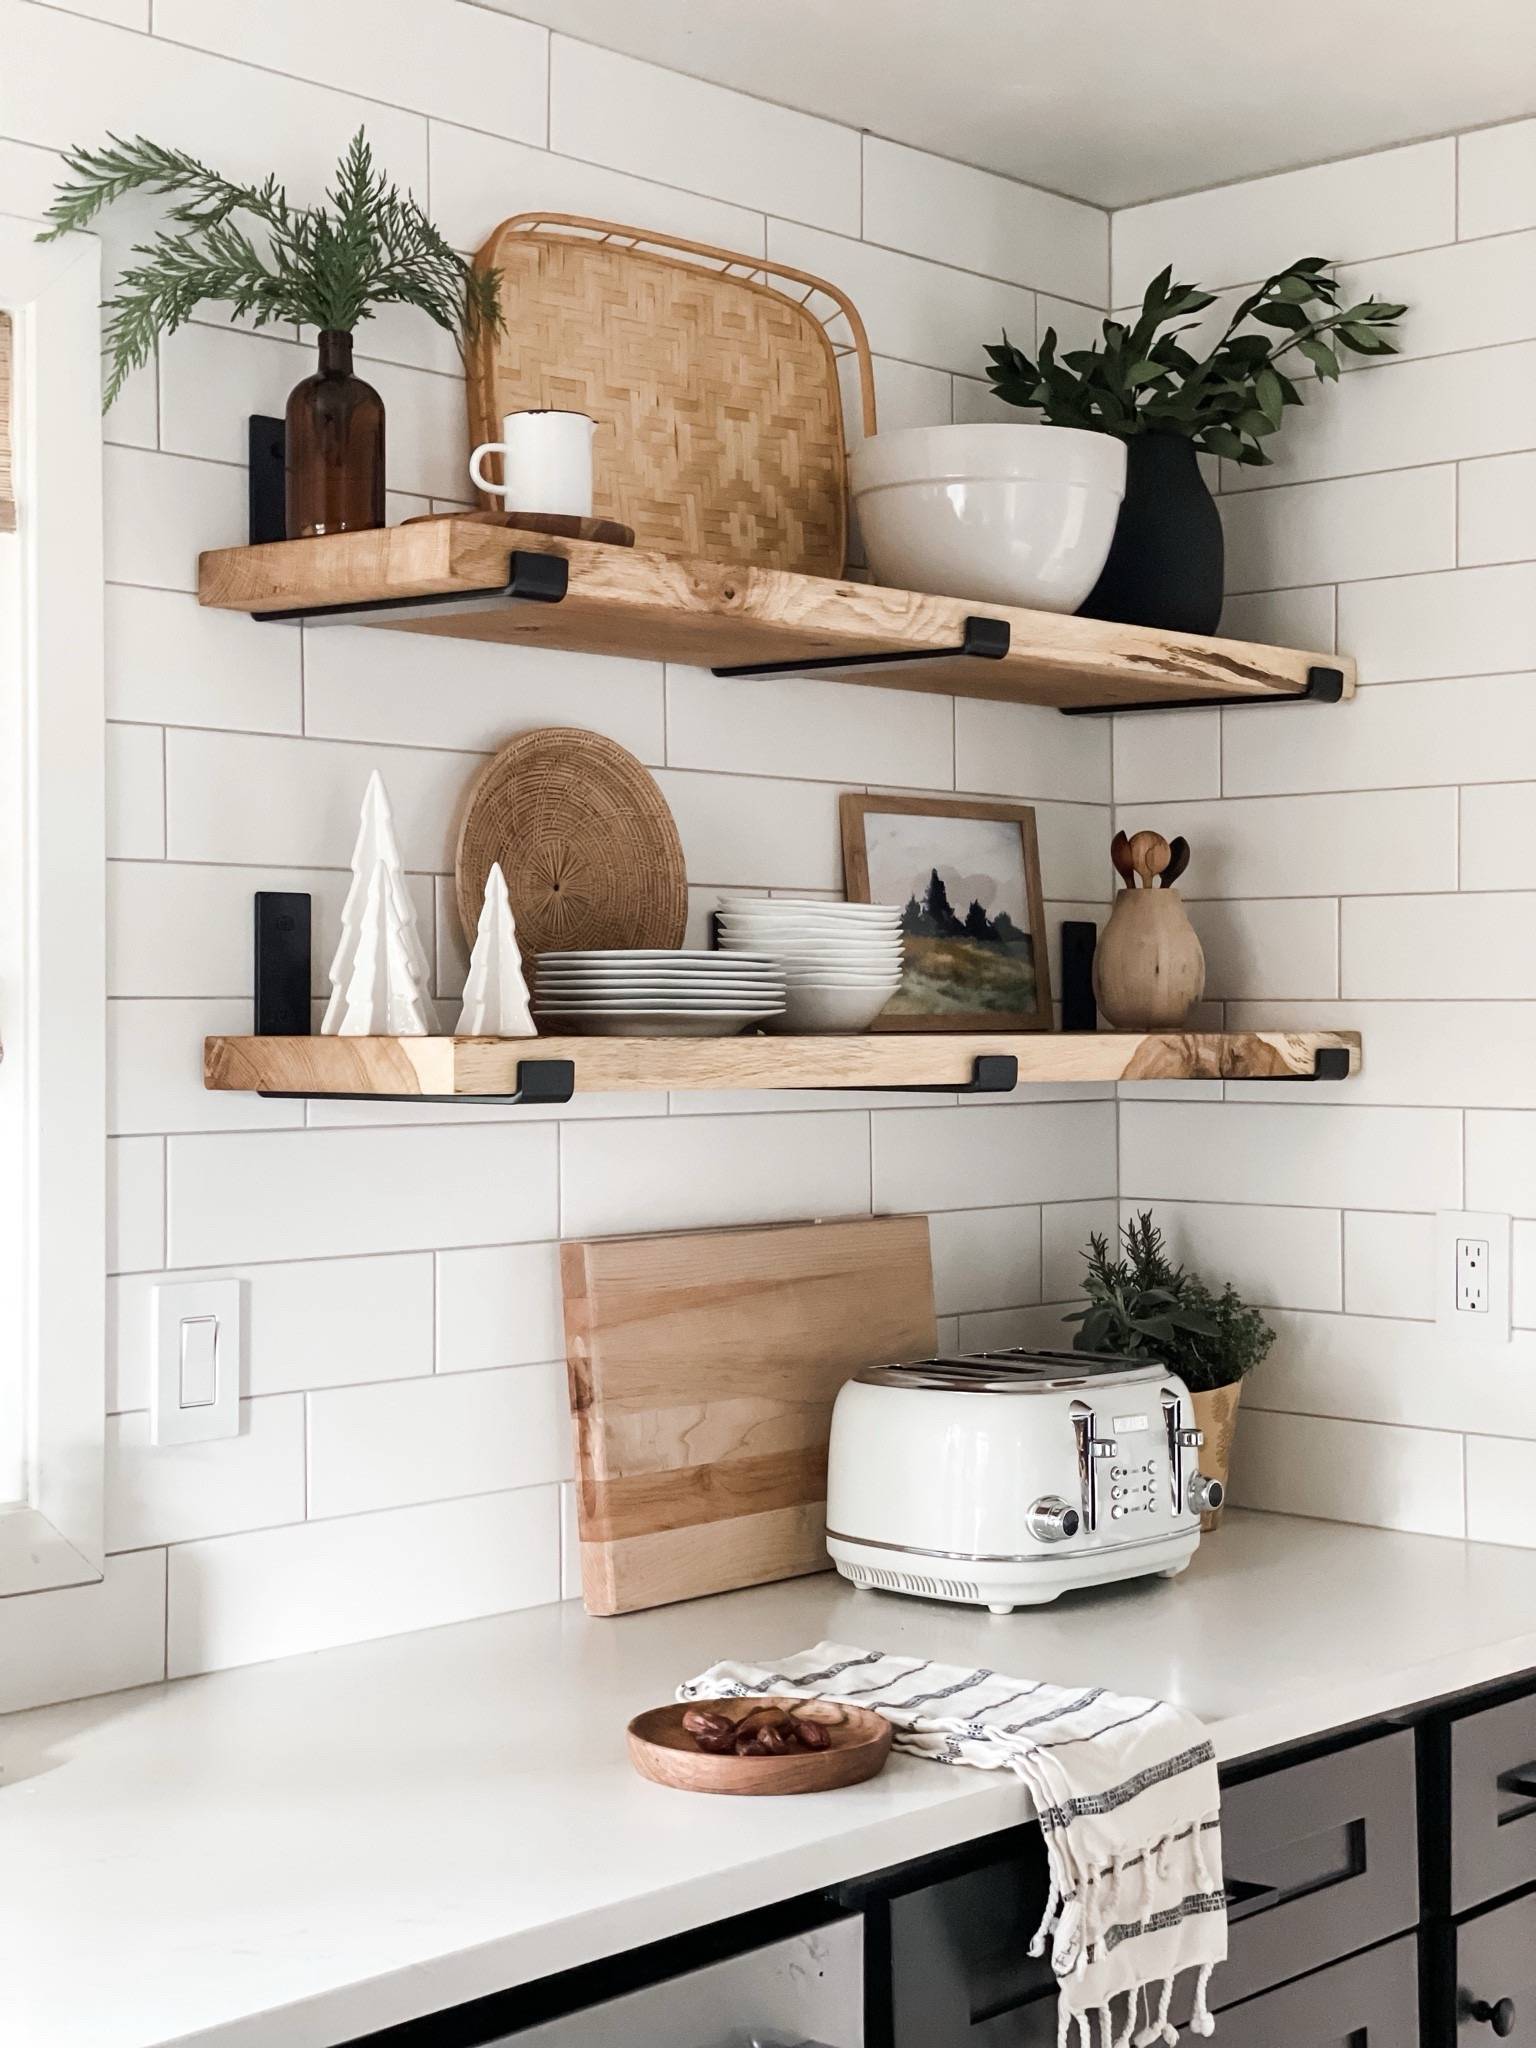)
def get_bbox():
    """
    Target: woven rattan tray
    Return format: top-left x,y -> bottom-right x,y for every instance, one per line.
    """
468,213 -> 876,578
